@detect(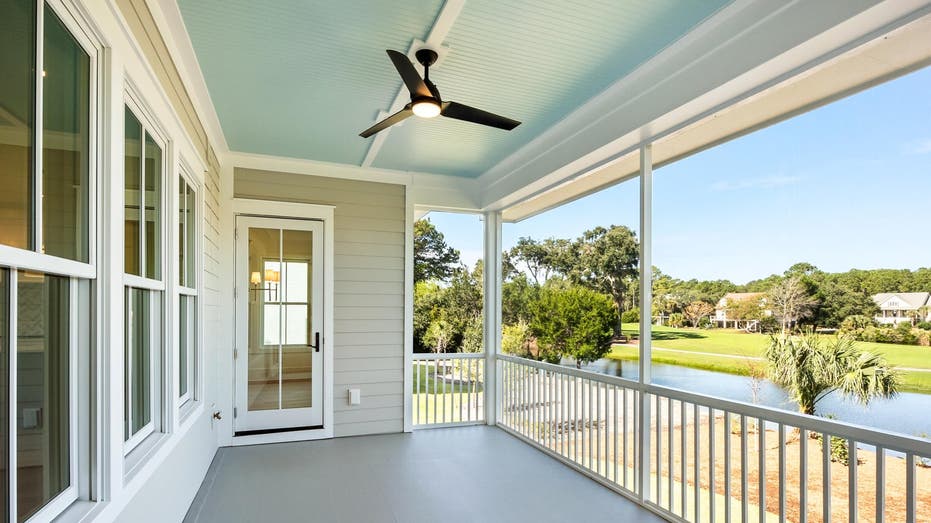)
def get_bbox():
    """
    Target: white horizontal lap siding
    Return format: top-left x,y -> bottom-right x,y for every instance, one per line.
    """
234,169 -> 405,436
